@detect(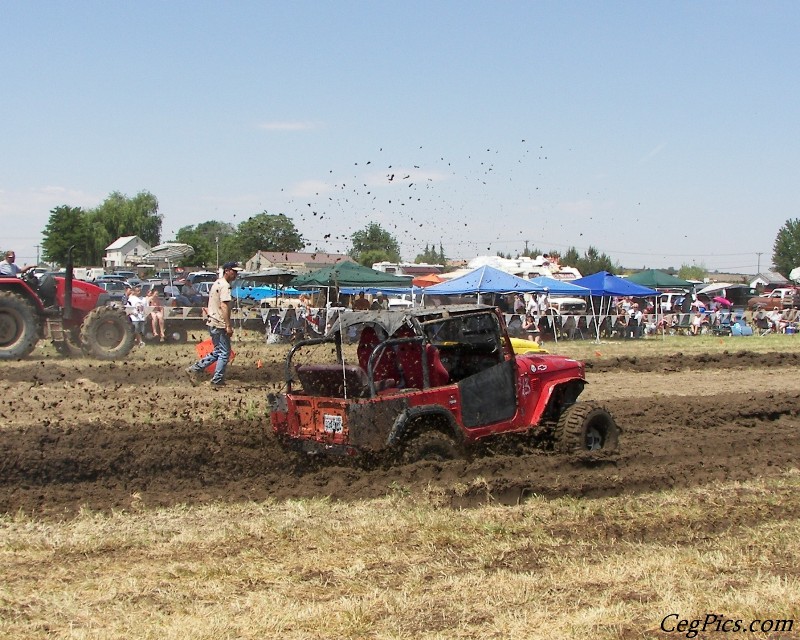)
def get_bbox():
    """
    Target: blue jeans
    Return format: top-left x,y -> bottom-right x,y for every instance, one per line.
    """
192,327 -> 231,384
